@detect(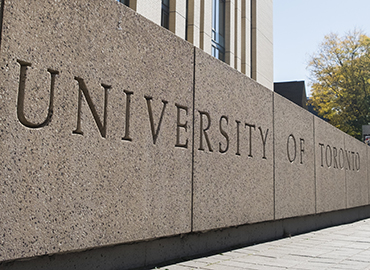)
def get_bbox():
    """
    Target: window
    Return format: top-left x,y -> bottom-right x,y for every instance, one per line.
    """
117,0 -> 130,7
161,0 -> 170,29
212,0 -> 225,62
185,0 -> 189,41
